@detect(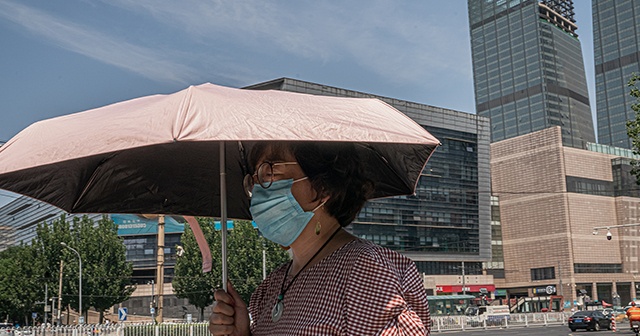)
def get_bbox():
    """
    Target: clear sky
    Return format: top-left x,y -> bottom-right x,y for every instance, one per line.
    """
0,0 -> 595,205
